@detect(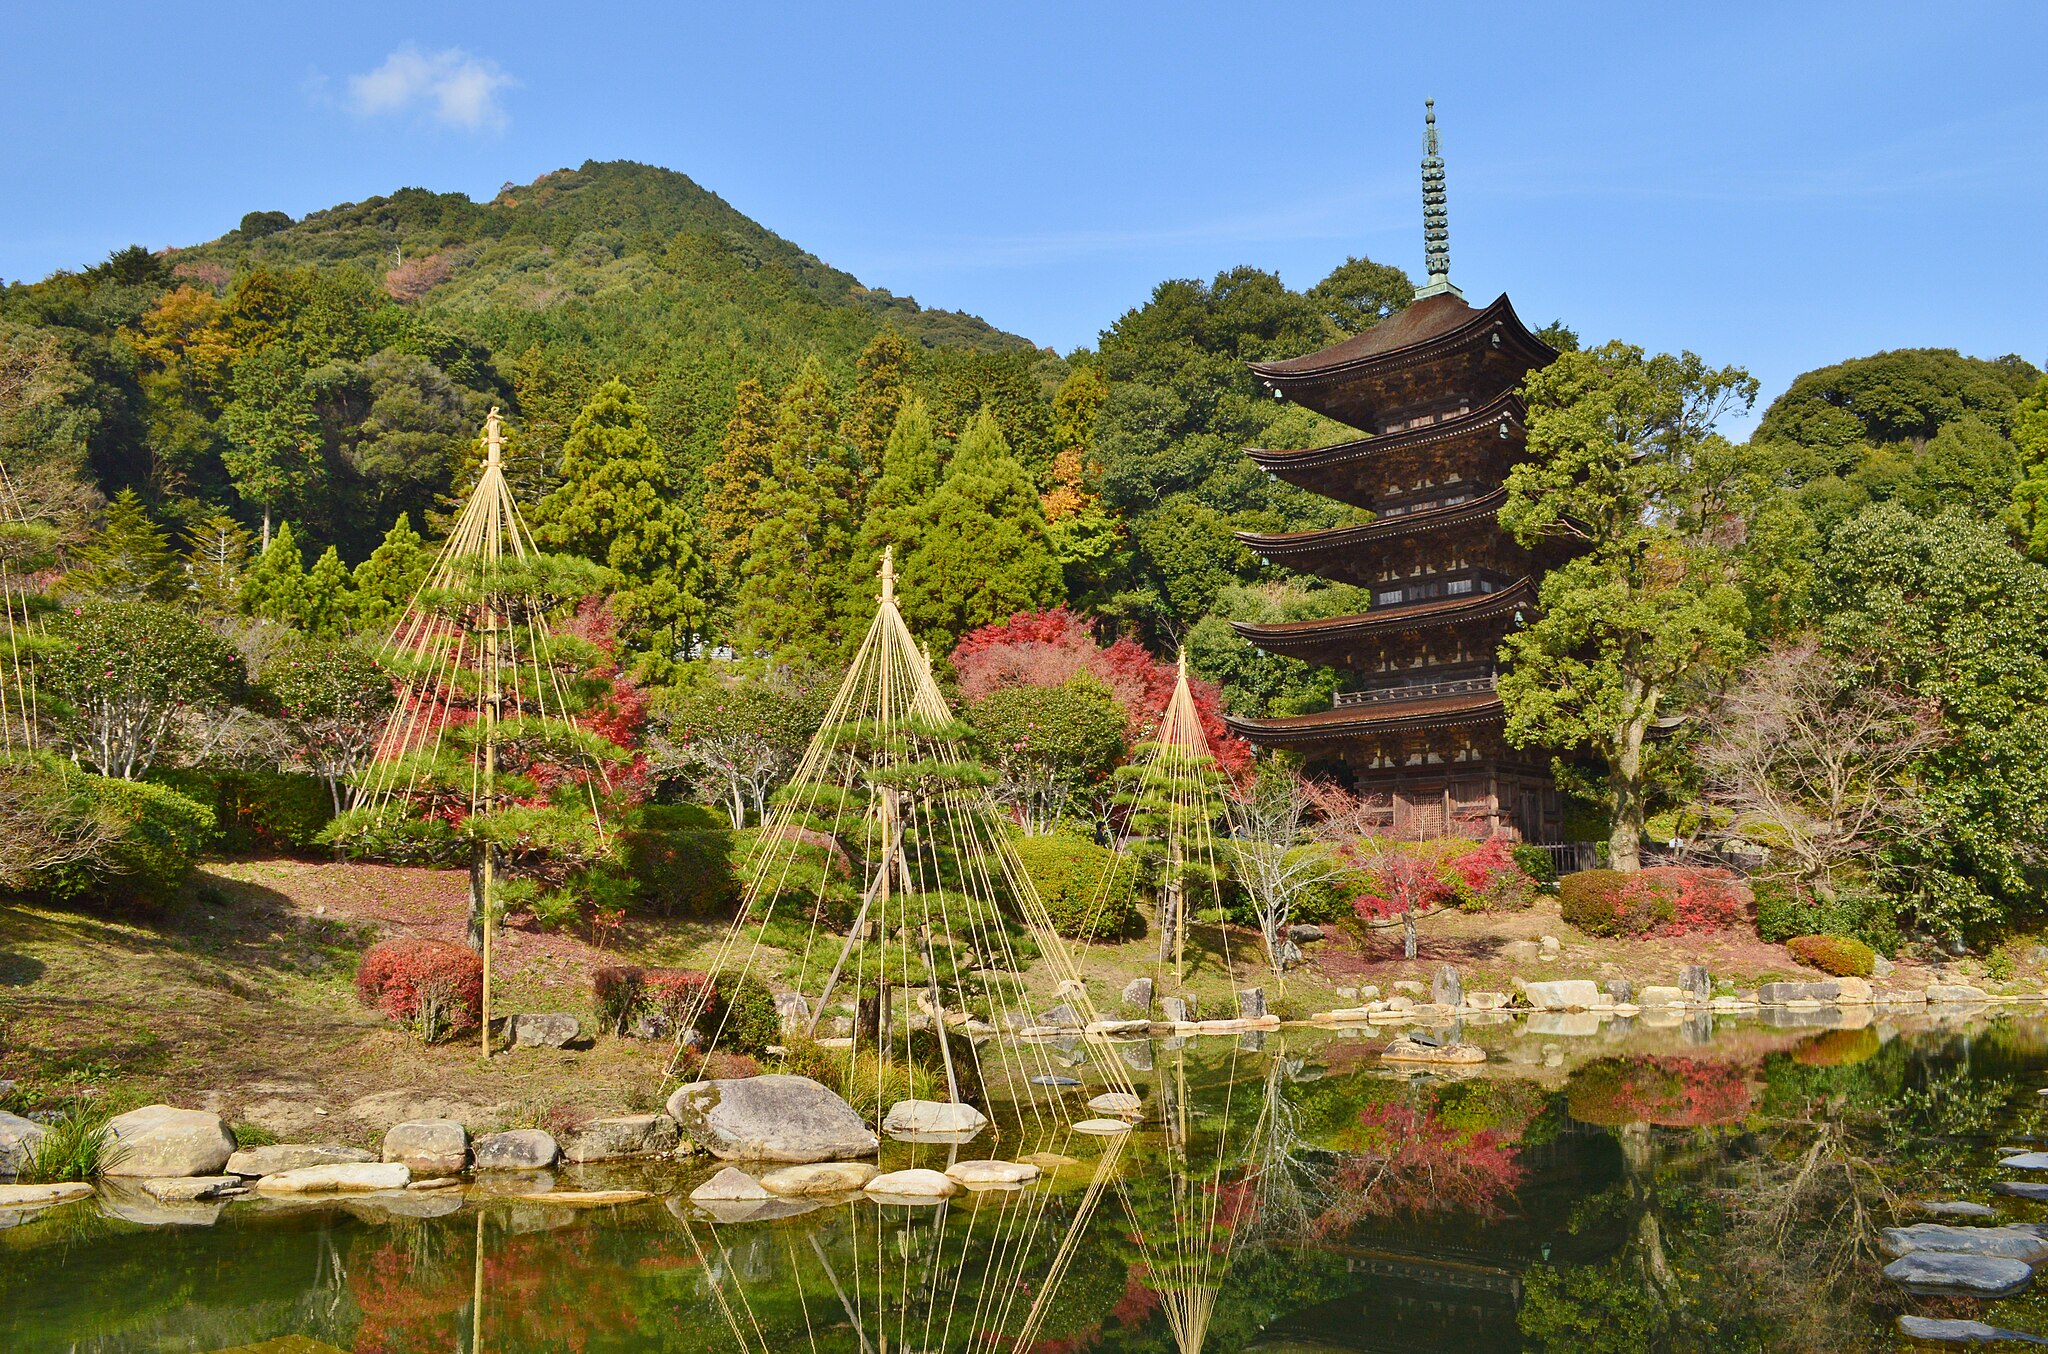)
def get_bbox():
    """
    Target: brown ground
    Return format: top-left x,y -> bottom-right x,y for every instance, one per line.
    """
0,857 -> 2010,1147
